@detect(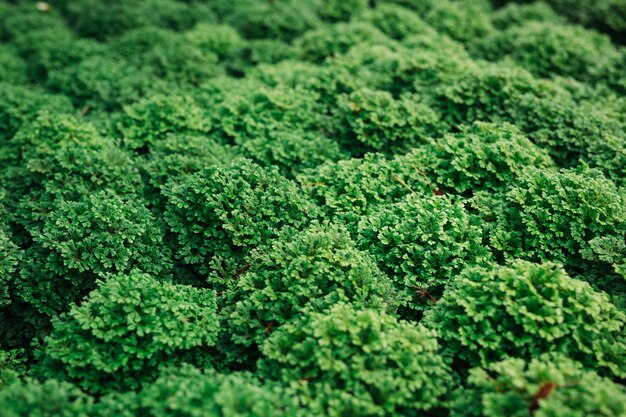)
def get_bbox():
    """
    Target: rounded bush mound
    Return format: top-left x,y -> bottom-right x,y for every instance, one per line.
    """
336,88 -> 441,155
38,270 -> 219,394
357,193 -> 490,313
0,378 -> 92,417
298,153 -> 431,228
451,355 -> 626,417
259,303 -> 453,417
16,190 -> 170,317
164,159 -> 318,280
423,261 -> 626,377
487,166 -> 626,271
225,222 -> 396,355
1,0 -> 625,414
476,21 -> 620,82
408,121 -> 554,194
96,365 -> 298,417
